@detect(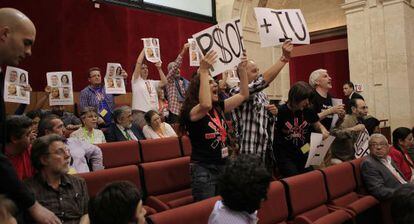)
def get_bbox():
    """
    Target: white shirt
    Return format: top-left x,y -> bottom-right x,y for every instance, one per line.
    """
142,123 -> 177,139
70,127 -> 106,144
116,124 -> 138,141
380,156 -> 407,184
208,200 -> 258,224
131,76 -> 160,112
